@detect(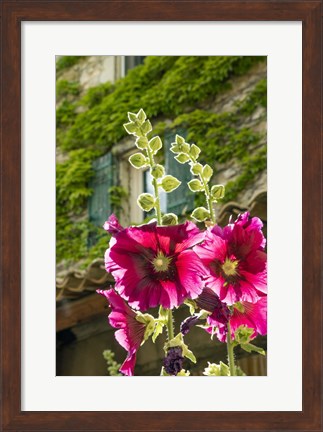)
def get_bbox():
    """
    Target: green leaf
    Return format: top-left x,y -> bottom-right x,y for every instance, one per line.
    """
151,164 -> 165,179
187,179 -> 204,192
241,343 -> 266,356
211,184 -> 225,200
184,348 -> 196,363
175,153 -> 190,164
190,144 -> 201,159
123,121 -> 138,135
202,164 -> 213,181
129,152 -> 147,169
137,193 -> 155,211
161,175 -> 181,193
191,206 -> 210,222
161,213 -> 178,225
149,136 -> 162,153
152,322 -> 164,343
184,299 -> 197,315
177,369 -> 190,376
